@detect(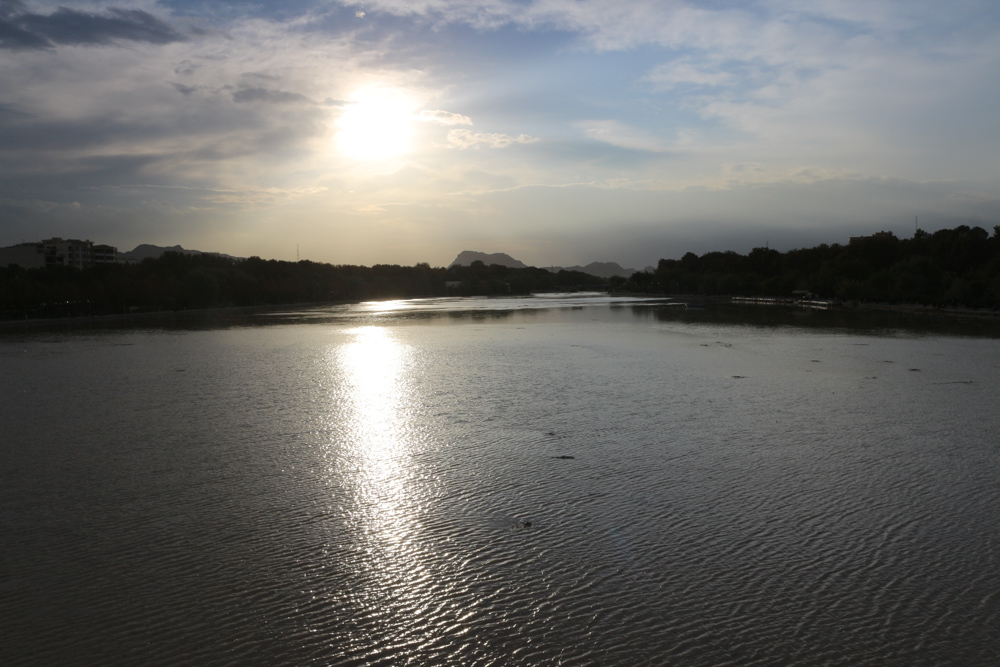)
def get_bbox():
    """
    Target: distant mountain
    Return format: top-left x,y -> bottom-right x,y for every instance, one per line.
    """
448,251 -> 645,279
449,251 -> 528,269
552,261 -> 638,279
119,244 -> 242,262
